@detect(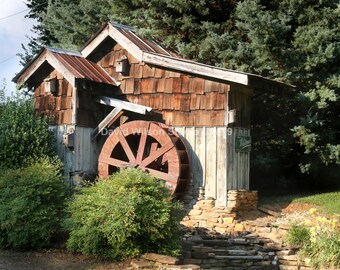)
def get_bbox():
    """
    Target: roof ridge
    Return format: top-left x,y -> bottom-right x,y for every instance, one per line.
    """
47,47 -> 82,57
109,22 -> 135,32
